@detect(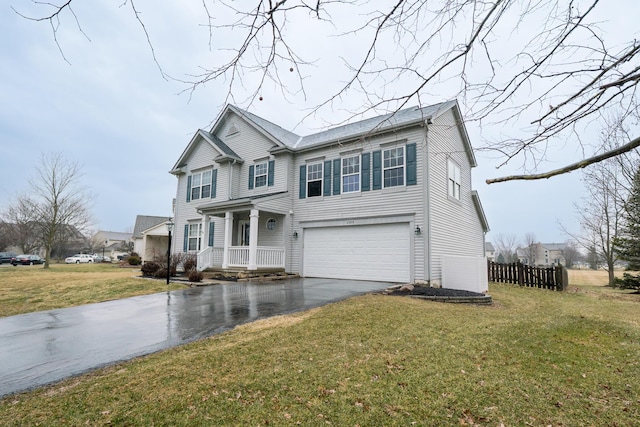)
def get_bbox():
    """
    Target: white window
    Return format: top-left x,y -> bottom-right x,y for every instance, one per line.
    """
383,147 -> 405,188
342,155 -> 360,193
254,162 -> 268,188
307,162 -> 323,197
447,159 -> 461,200
190,170 -> 212,200
188,223 -> 202,251
266,218 -> 277,231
